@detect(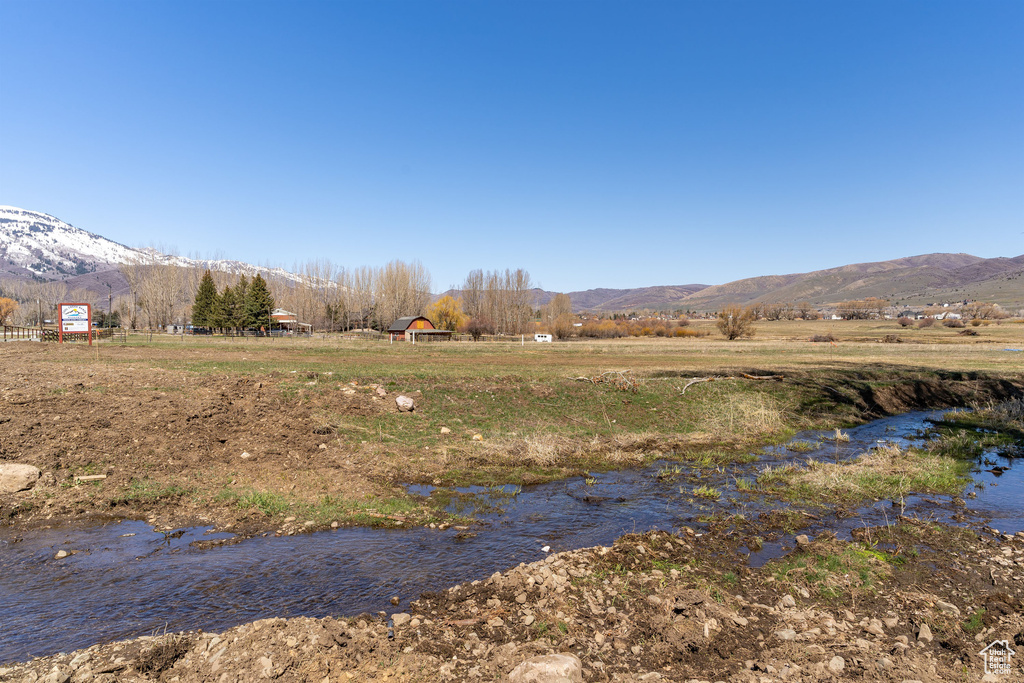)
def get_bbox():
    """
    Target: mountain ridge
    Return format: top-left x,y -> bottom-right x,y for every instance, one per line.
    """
2,206 -> 1021,312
